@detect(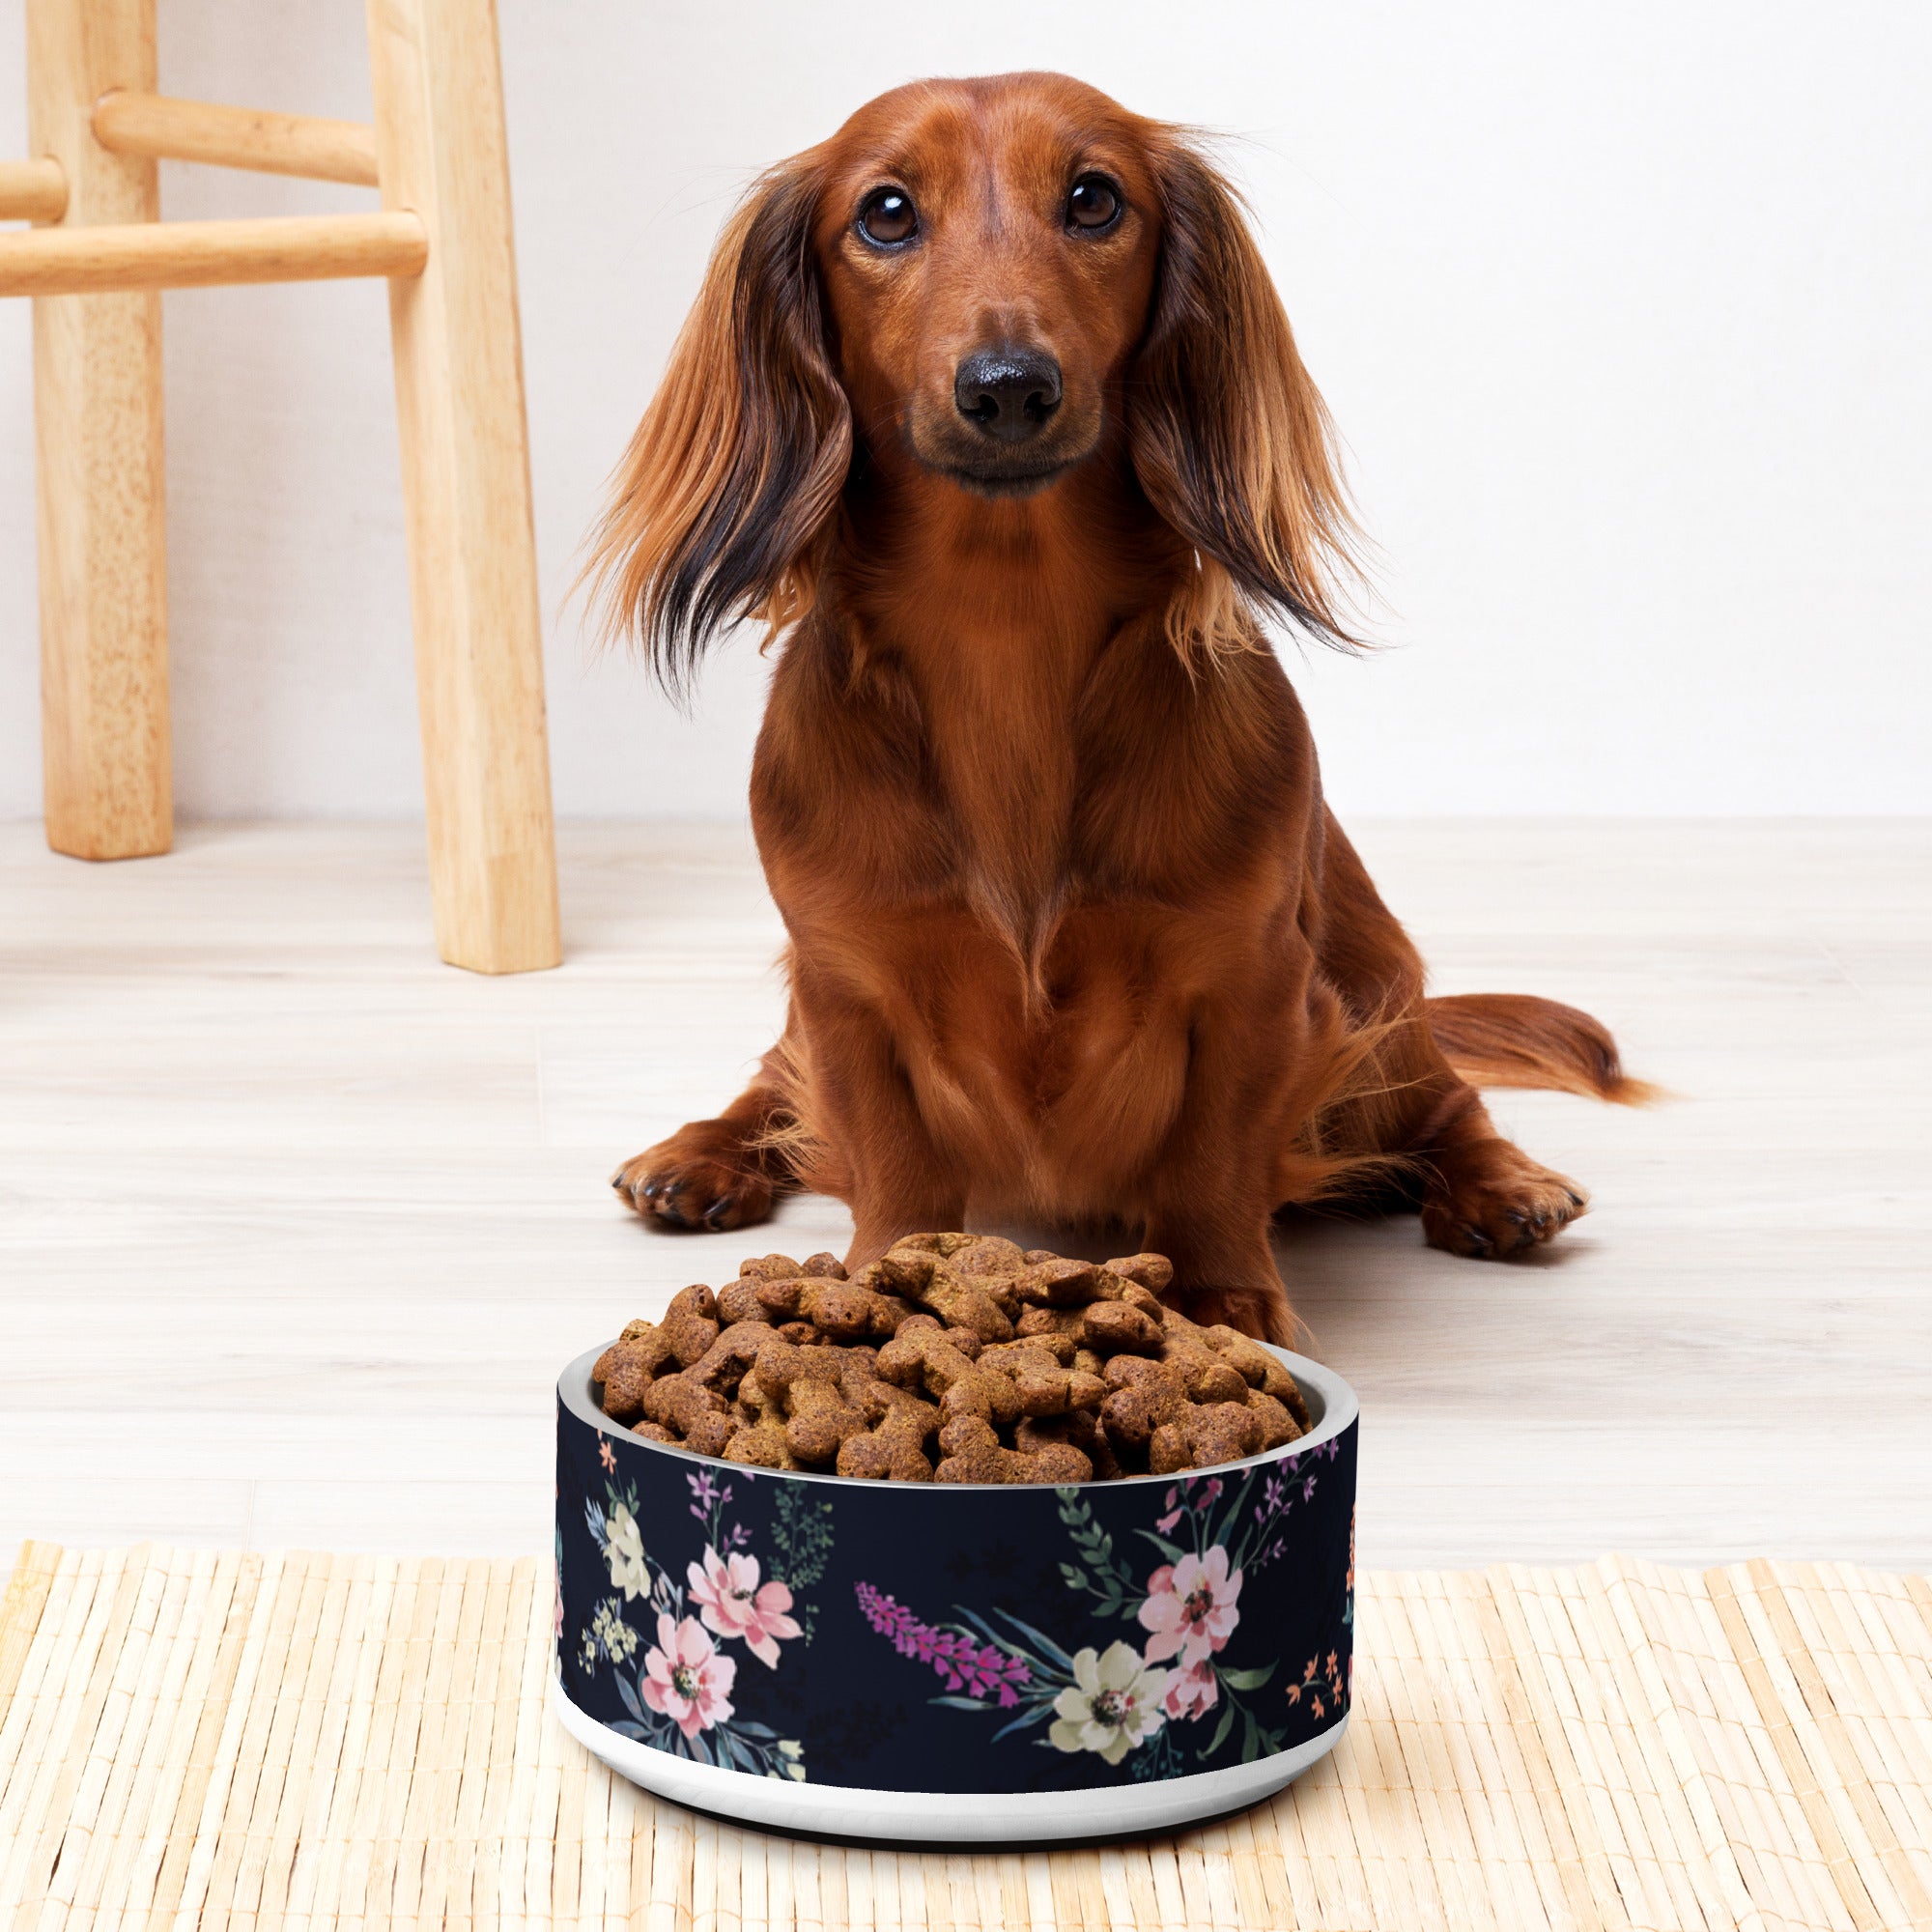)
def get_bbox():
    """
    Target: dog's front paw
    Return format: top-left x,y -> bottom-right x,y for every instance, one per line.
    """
1421,1140 -> 1587,1259
611,1126 -> 775,1232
